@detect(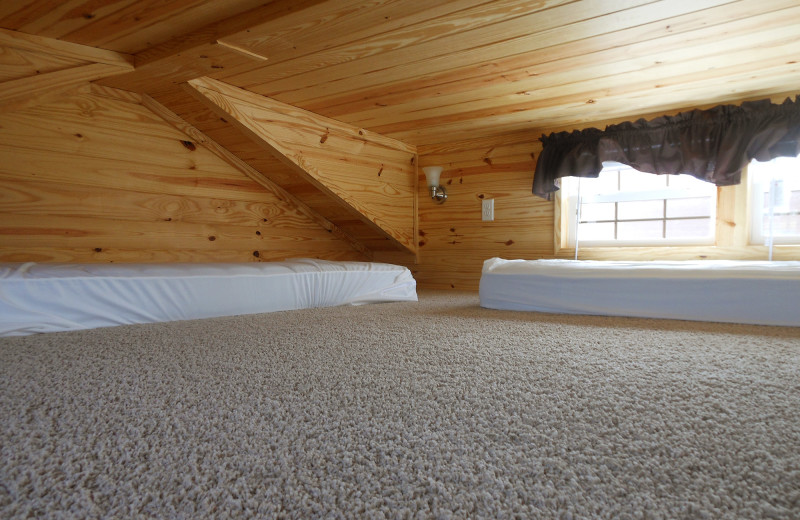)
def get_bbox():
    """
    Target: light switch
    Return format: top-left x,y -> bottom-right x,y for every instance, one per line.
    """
482,198 -> 494,221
